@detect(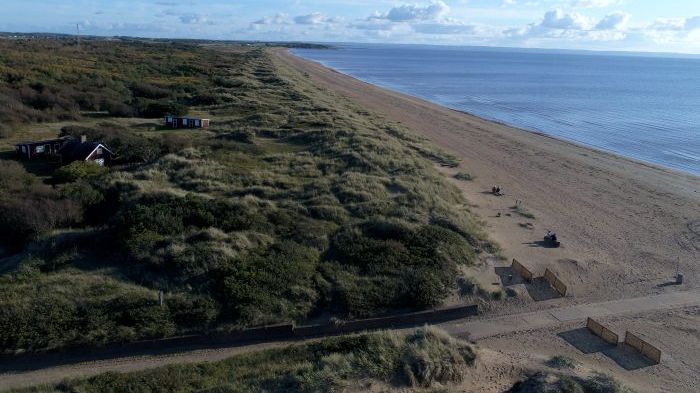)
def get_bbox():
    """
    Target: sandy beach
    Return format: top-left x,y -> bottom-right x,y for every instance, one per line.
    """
275,49 -> 700,392
276,49 -> 699,305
